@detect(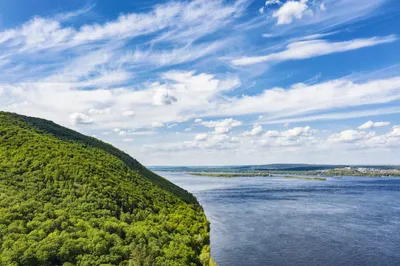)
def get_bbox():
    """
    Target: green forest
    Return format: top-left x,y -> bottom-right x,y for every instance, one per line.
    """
0,112 -> 215,266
